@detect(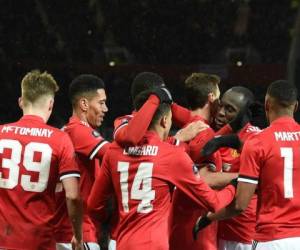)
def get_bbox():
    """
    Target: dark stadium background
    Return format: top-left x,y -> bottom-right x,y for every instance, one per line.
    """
0,0 -> 299,139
